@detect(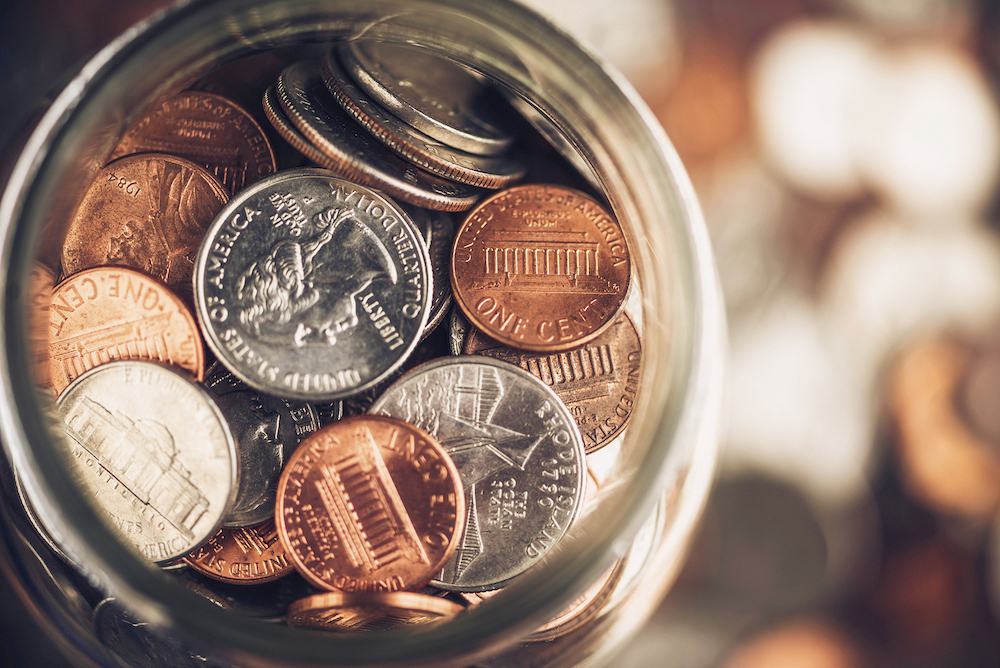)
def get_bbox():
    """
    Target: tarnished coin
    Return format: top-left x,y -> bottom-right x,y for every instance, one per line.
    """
448,305 -> 471,356
57,361 -> 237,563
451,184 -> 631,352
287,591 -> 463,631
275,416 -> 464,593
272,63 -> 484,212
109,90 -> 277,194
60,153 -> 228,304
369,356 -> 587,592
202,362 -> 319,526
402,204 -> 455,338
341,42 -> 515,156
464,312 -> 641,453
49,267 -> 204,395
183,519 -> 294,584
193,168 -> 431,401
321,47 -> 525,189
